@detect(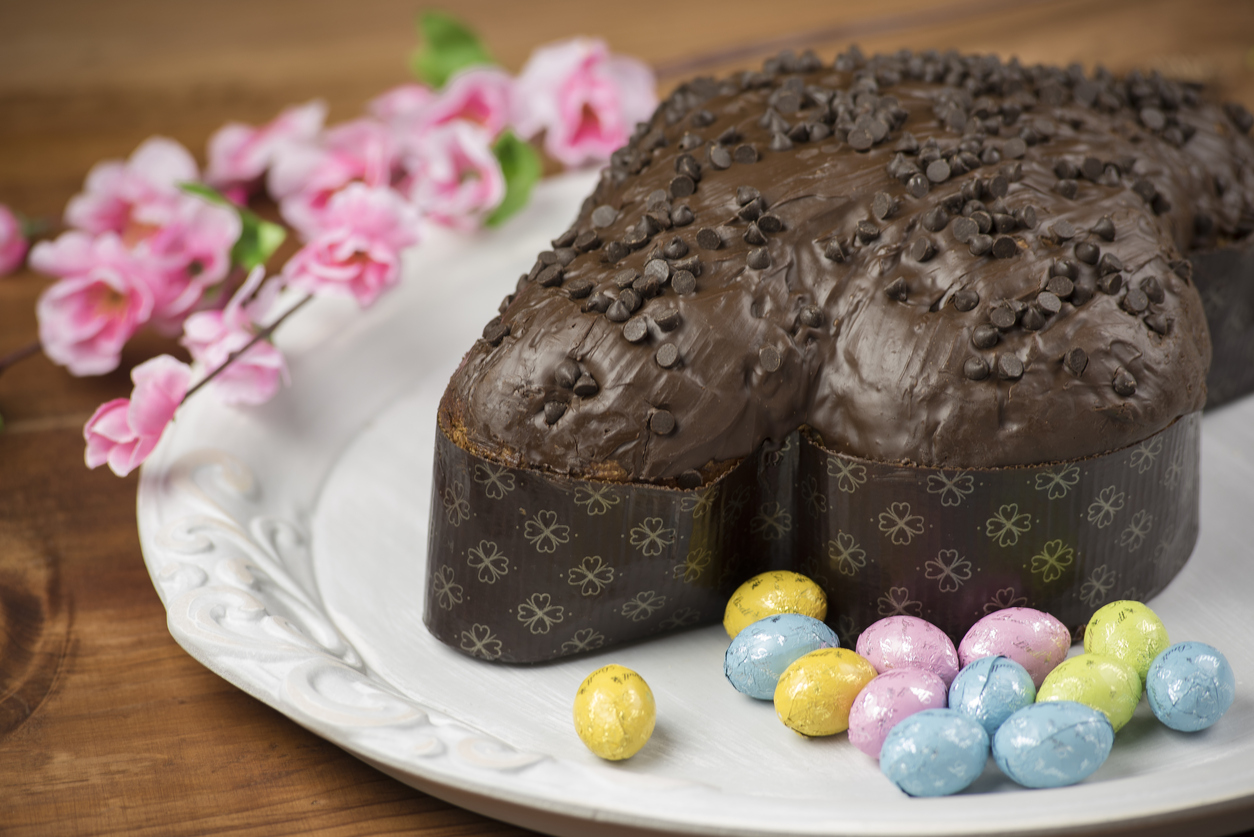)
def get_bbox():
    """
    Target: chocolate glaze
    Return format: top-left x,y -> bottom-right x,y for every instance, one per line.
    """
444,49 -> 1254,481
